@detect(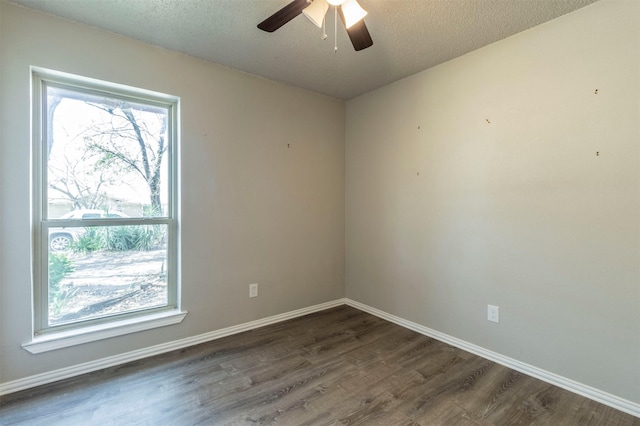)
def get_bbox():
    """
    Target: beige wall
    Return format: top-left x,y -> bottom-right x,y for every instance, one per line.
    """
0,2 -> 345,383
346,0 -> 639,403
1,0 -> 638,407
